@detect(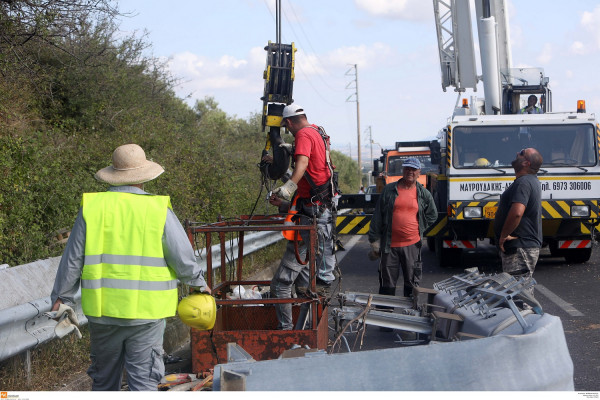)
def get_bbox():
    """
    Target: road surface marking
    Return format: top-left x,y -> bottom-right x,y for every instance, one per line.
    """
336,235 -> 362,264
536,284 -> 584,317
